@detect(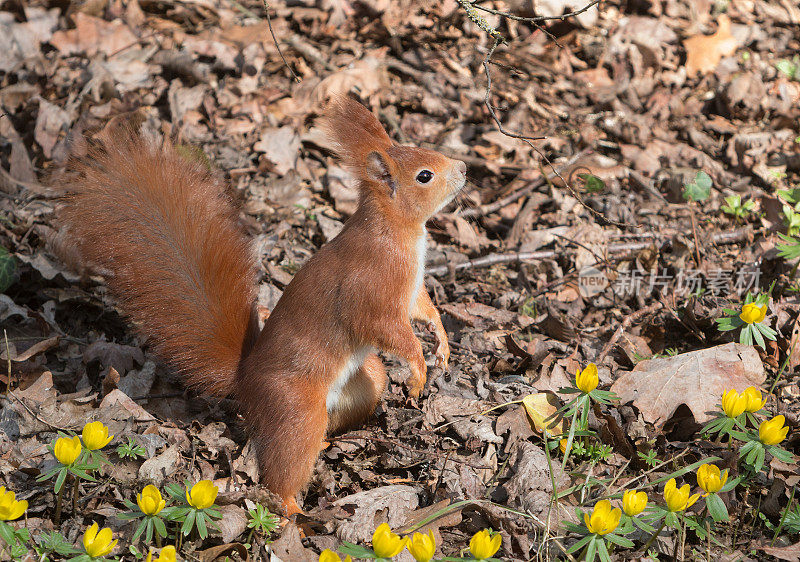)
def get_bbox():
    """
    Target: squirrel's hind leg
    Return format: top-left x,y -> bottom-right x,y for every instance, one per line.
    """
327,353 -> 386,433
